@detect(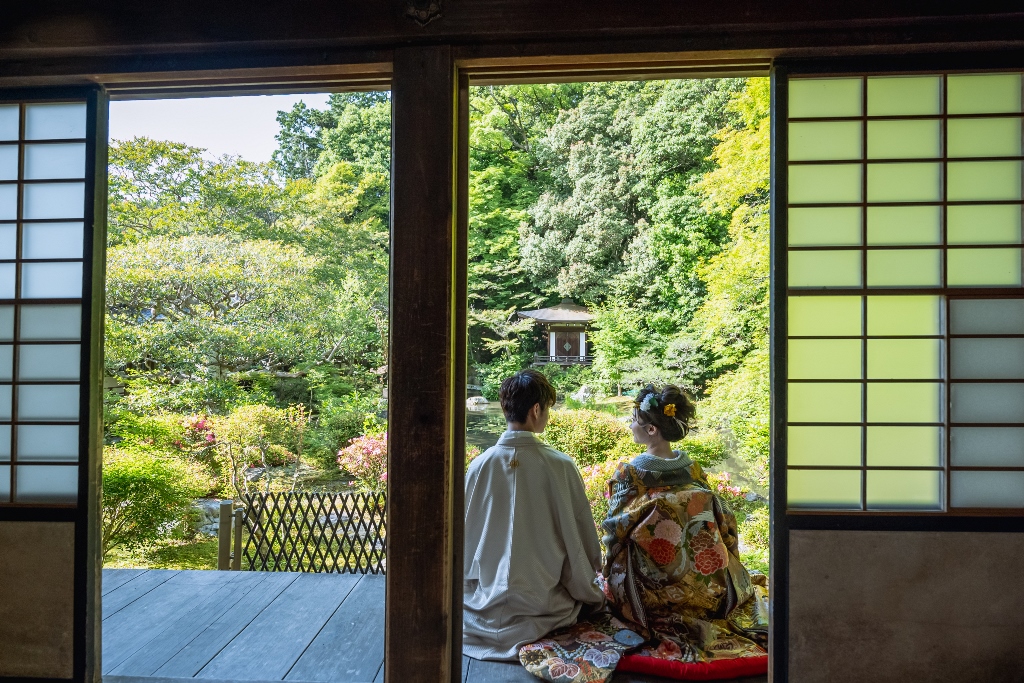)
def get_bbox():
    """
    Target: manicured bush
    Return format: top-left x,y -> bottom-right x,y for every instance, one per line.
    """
101,447 -> 206,557
543,408 -> 641,467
